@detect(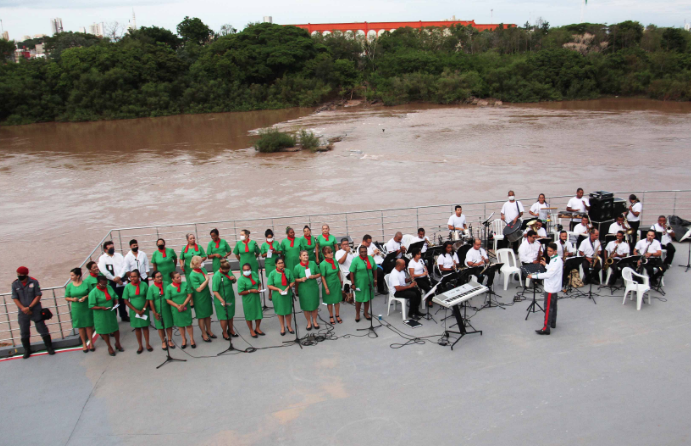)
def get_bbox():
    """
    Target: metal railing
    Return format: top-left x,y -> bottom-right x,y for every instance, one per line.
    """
2,189 -> 690,348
